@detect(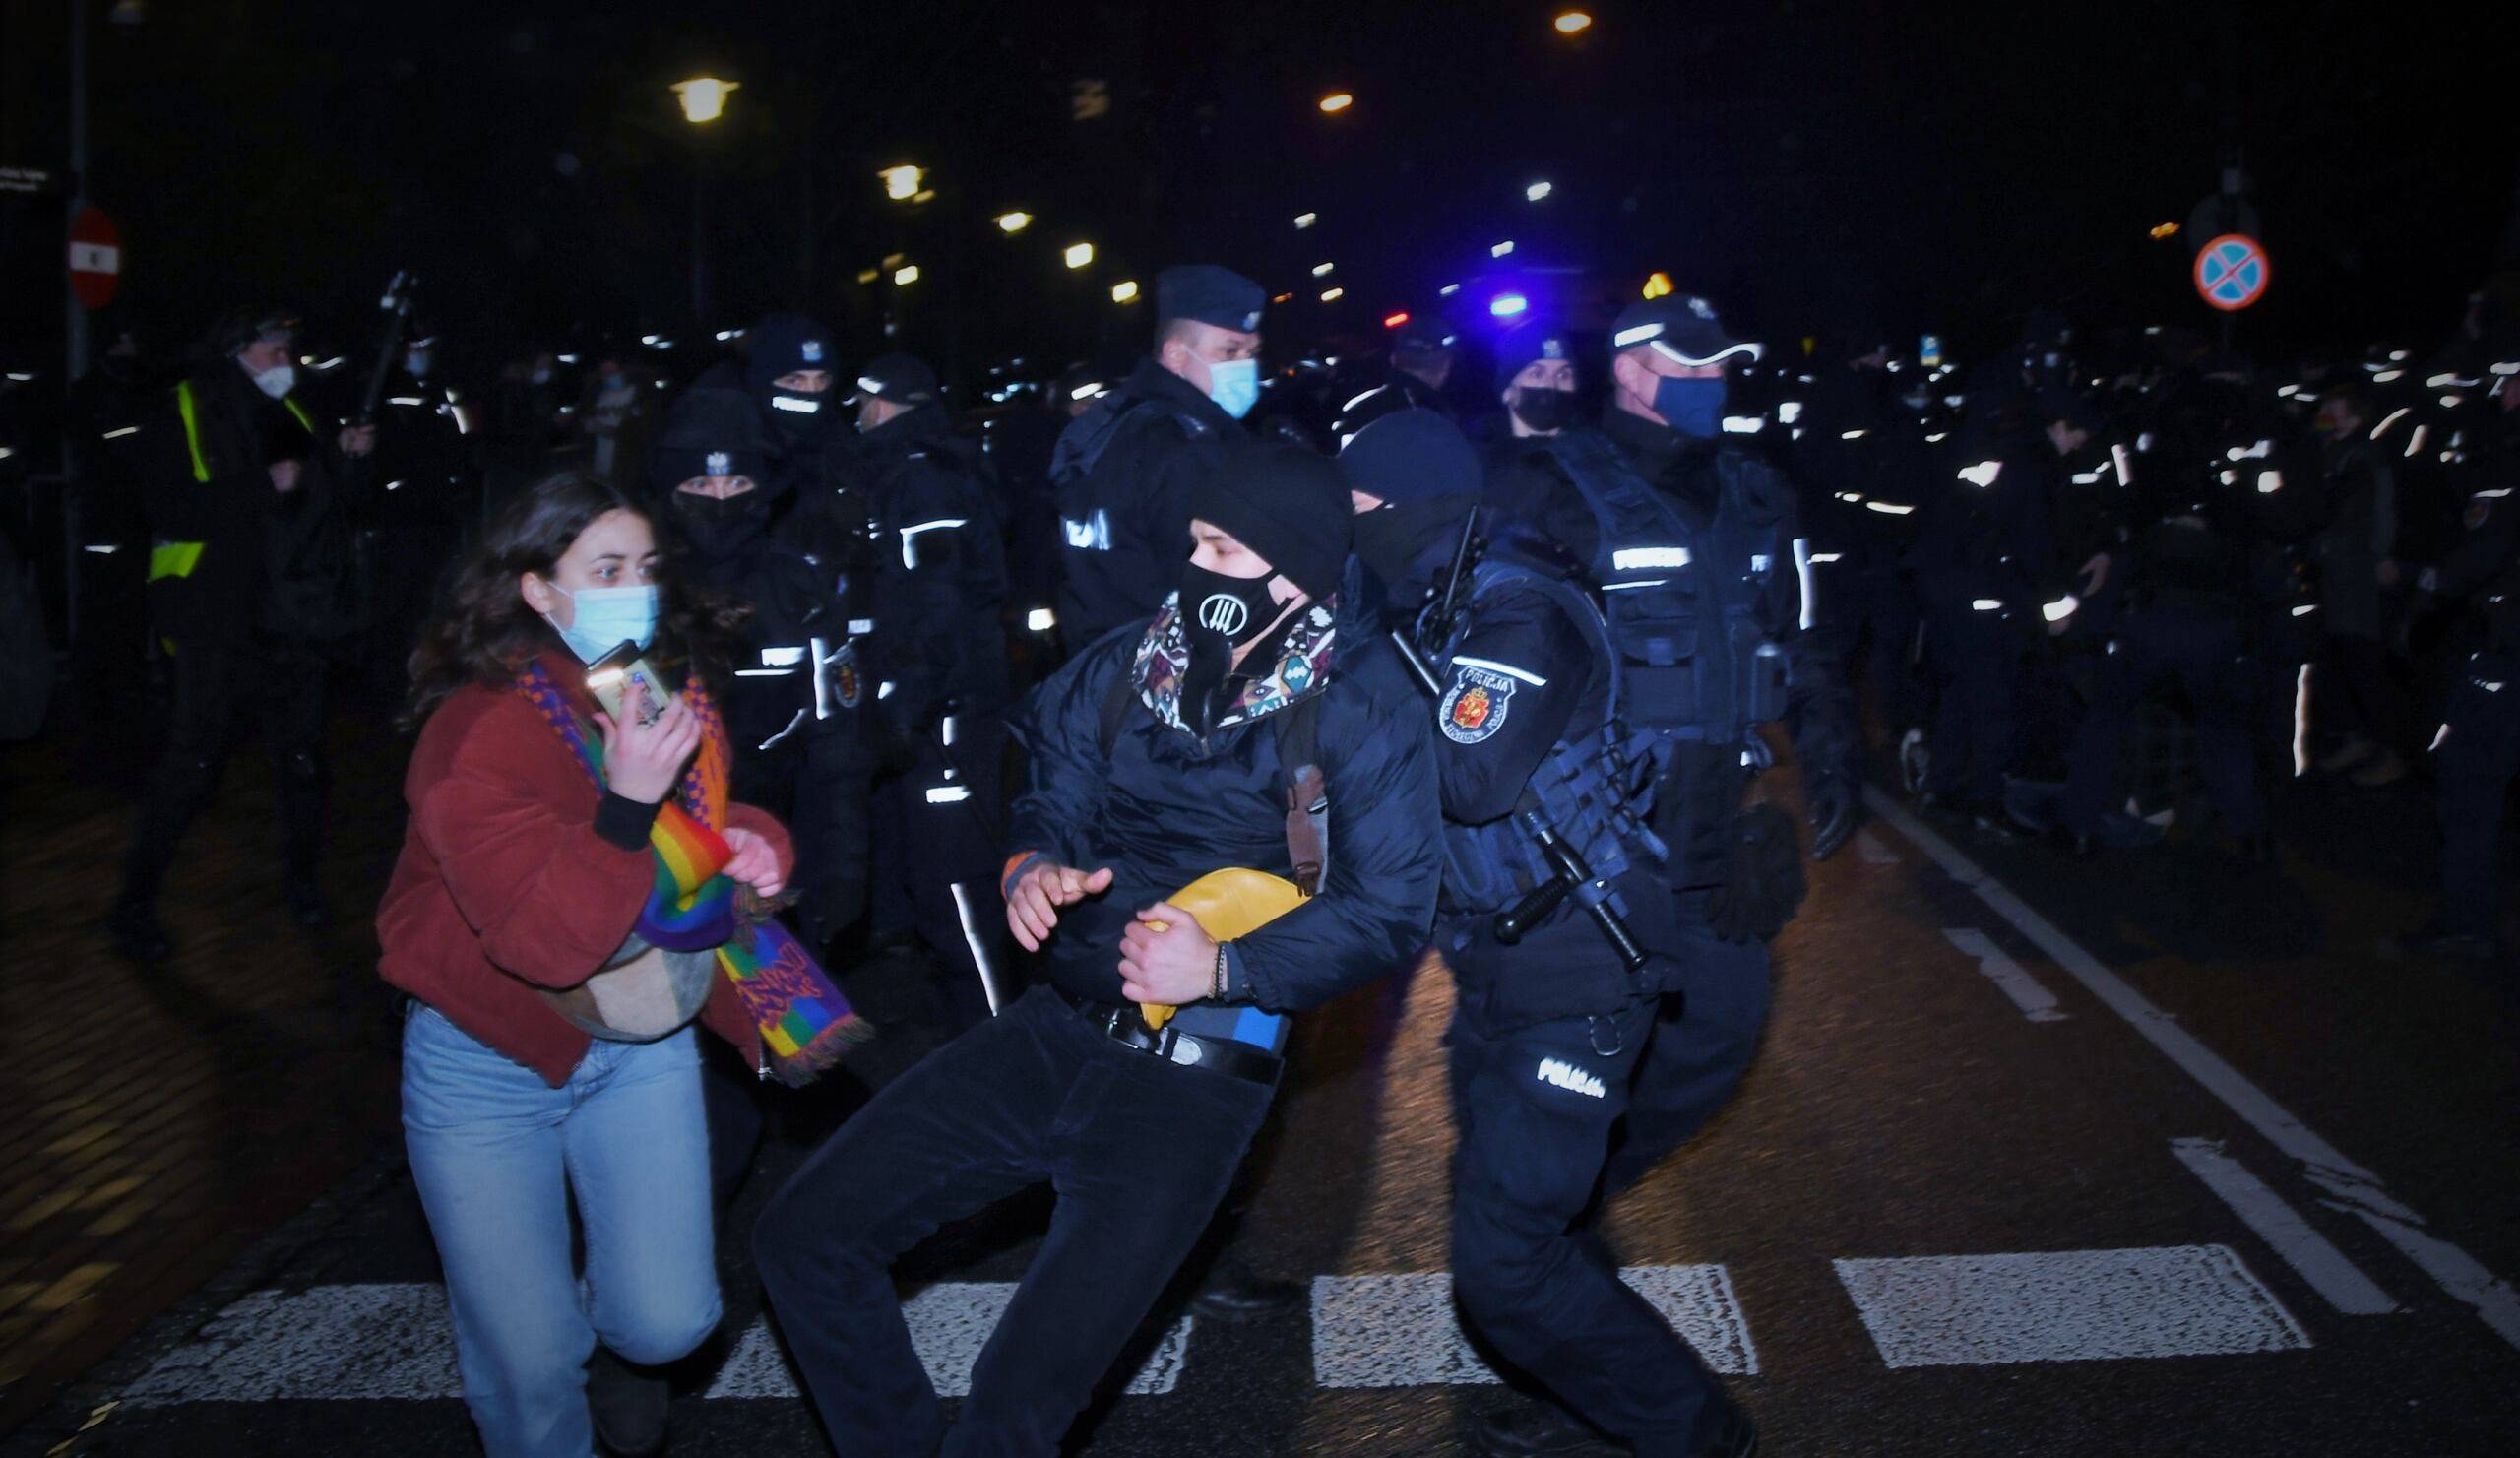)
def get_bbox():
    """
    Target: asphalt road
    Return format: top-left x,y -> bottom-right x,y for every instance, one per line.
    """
16,774 -> 2519,1457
